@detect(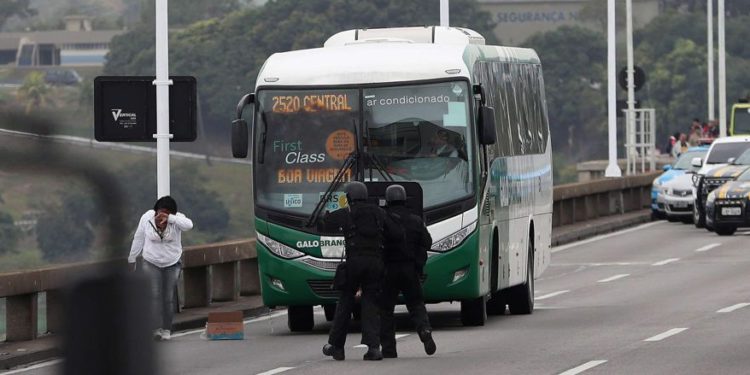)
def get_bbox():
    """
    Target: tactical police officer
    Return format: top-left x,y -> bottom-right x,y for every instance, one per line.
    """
380,184 -> 436,358
322,181 -> 395,361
